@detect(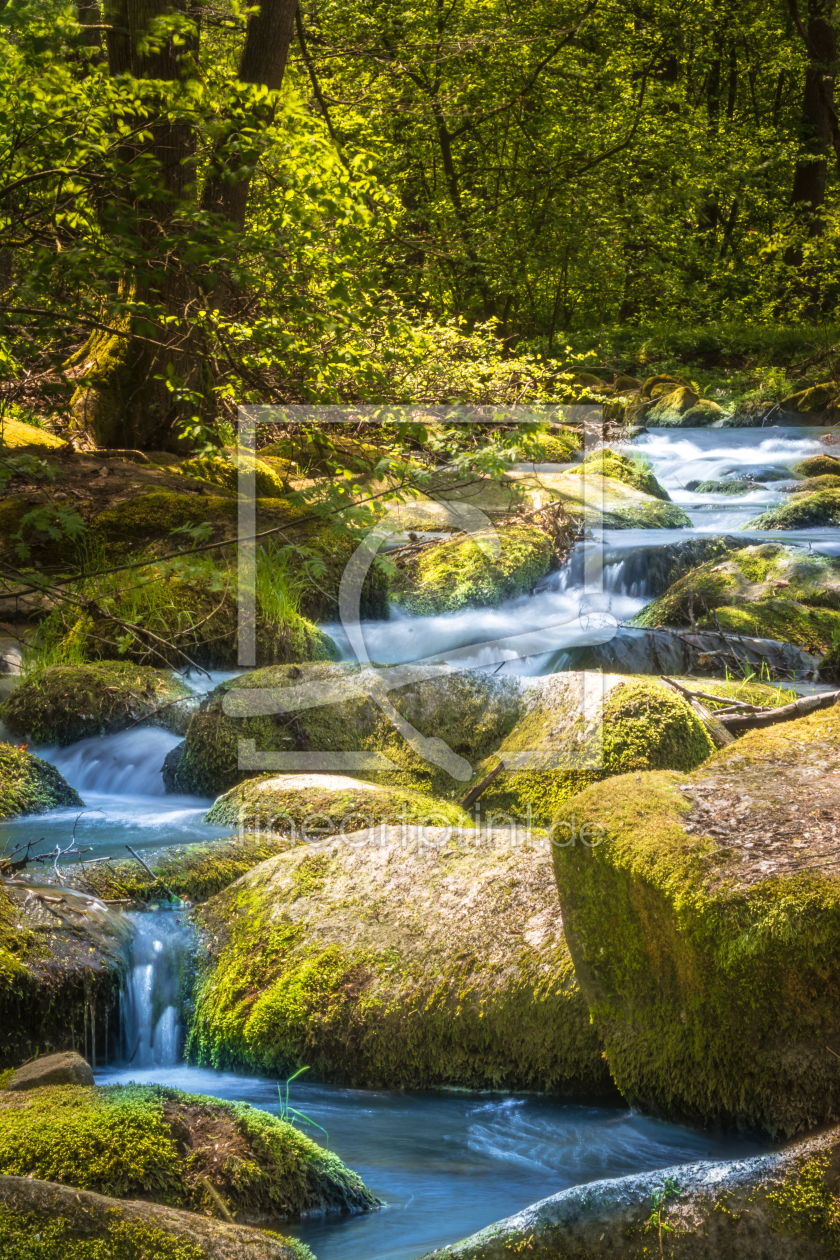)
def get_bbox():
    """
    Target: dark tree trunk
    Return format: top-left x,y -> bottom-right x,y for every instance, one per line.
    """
788,0 -> 838,226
